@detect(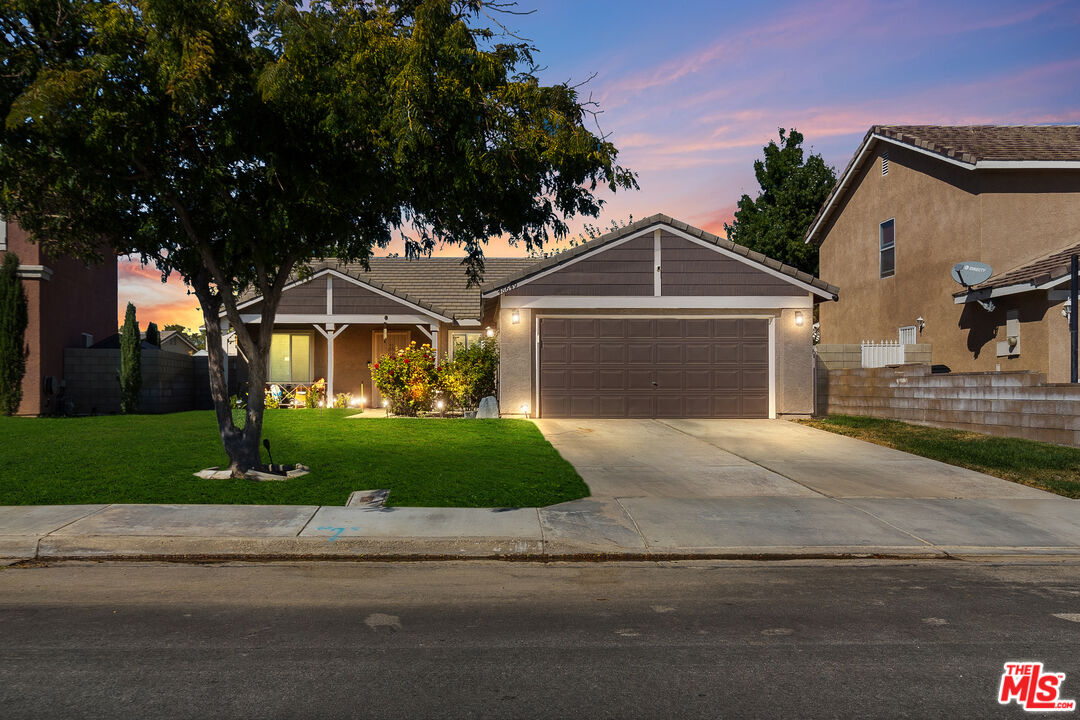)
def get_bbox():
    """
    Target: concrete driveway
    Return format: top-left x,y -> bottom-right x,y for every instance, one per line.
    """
533,418 -> 1052,500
